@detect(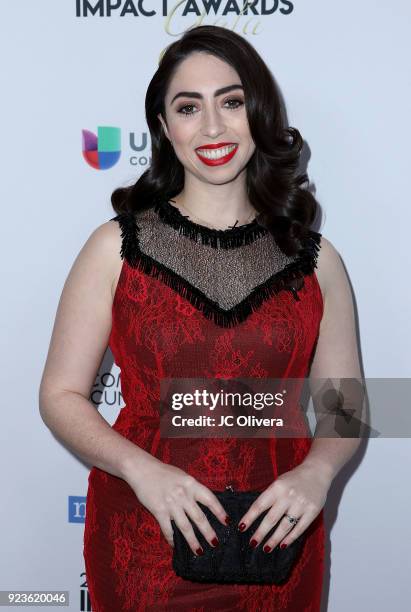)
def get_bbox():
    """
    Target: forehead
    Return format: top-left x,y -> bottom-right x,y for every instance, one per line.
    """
165,52 -> 241,101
